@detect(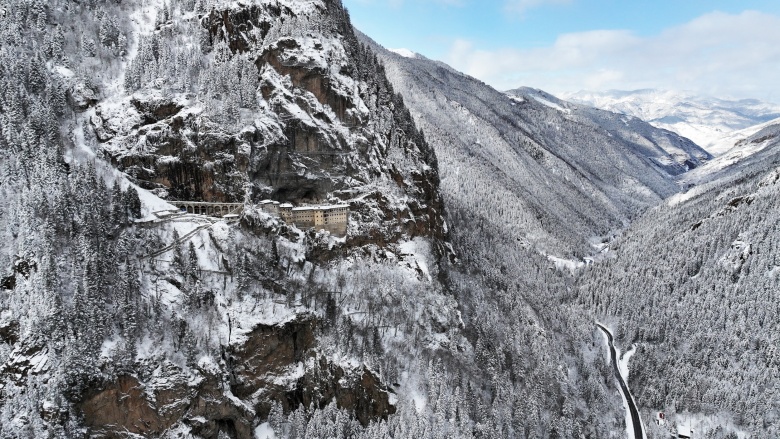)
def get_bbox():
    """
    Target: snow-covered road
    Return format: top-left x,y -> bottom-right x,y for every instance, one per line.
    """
597,323 -> 646,439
